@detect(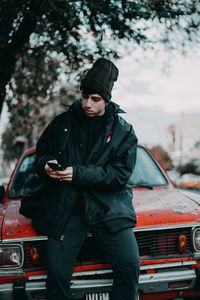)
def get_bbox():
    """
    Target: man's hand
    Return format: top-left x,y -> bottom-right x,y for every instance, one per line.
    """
57,167 -> 73,182
45,160 -> 73,182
